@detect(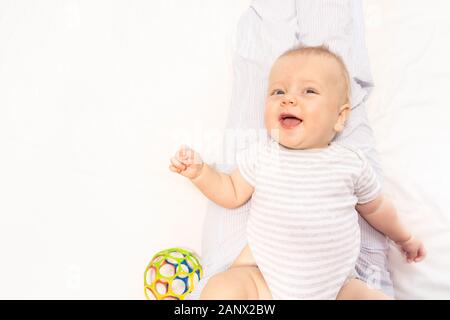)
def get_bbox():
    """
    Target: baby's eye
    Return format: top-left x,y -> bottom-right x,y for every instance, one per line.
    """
305,88 -> 318,95
272,89 -> 285,96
